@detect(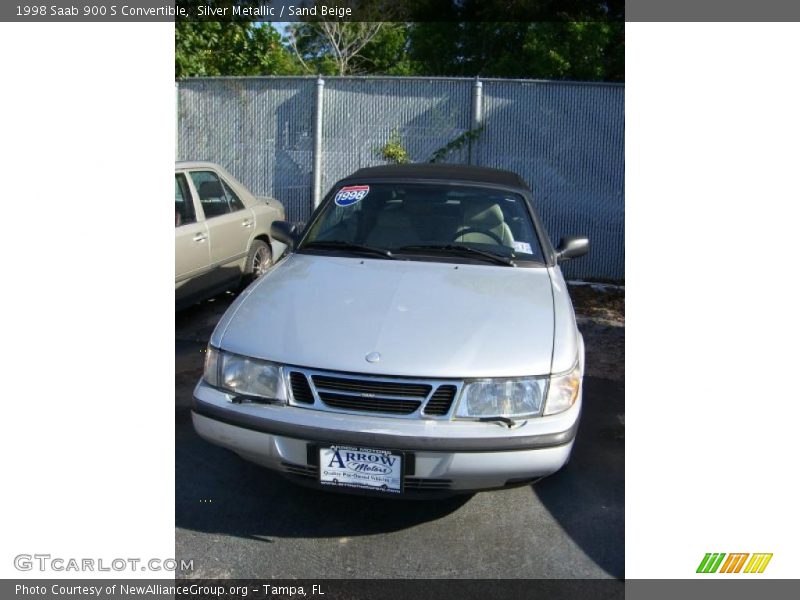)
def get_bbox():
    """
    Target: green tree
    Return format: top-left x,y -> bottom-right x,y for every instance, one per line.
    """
288,23 -> 417,76
354,23 -> 420,76
284,20 -> 622,81
175,0 -> 623,81
408,22 -> 623,82
175,4 -> 301,77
